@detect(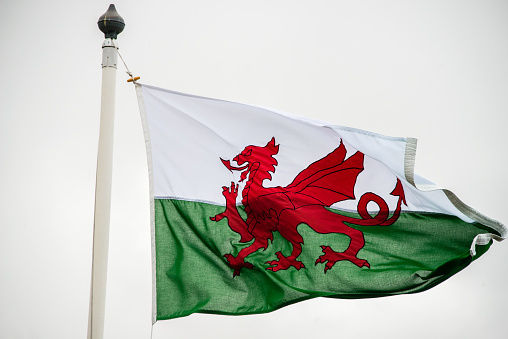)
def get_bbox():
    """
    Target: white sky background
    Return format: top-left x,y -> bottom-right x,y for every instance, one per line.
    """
1,1 -> 507,338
